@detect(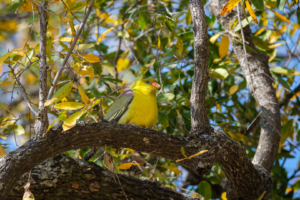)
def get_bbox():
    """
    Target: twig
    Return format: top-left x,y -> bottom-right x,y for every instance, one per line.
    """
47,0 -> 95,100
152,156 -> 160,181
